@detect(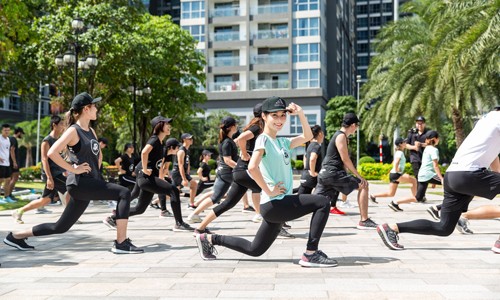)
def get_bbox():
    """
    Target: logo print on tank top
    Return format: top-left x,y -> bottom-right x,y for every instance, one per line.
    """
90,139 -> 100,155
129,164 -> 134,172
156,159 -> 162,170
